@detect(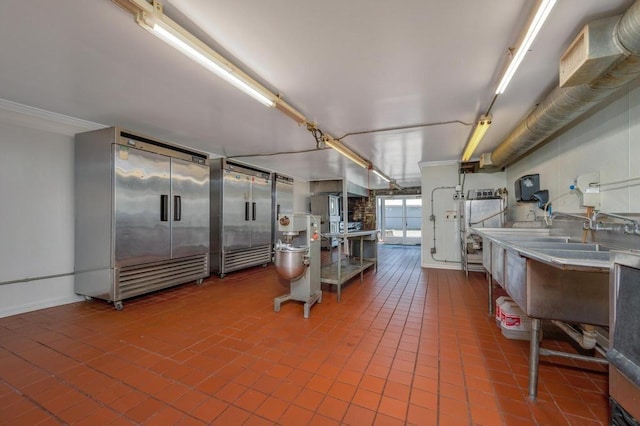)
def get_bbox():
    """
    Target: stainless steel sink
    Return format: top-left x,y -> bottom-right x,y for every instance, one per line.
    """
474,227 -> 610,325
472,227 -> 611,400
504,249 -> 609,325
482,232 -> 571,286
